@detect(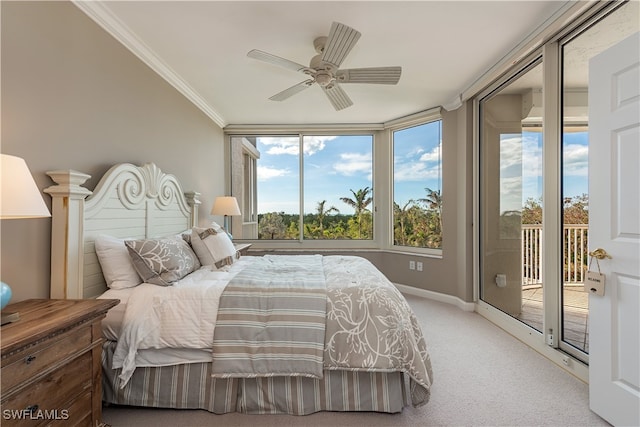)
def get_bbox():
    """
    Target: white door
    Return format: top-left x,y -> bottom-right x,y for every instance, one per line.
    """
588,32 -> 640,426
